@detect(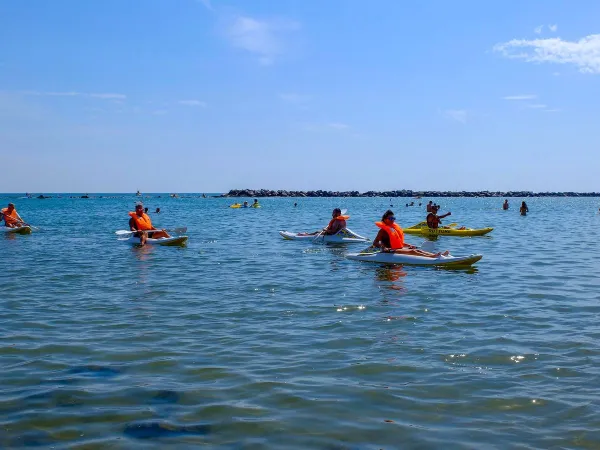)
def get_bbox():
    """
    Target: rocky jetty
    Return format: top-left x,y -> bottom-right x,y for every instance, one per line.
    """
223,189 -> 600,198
